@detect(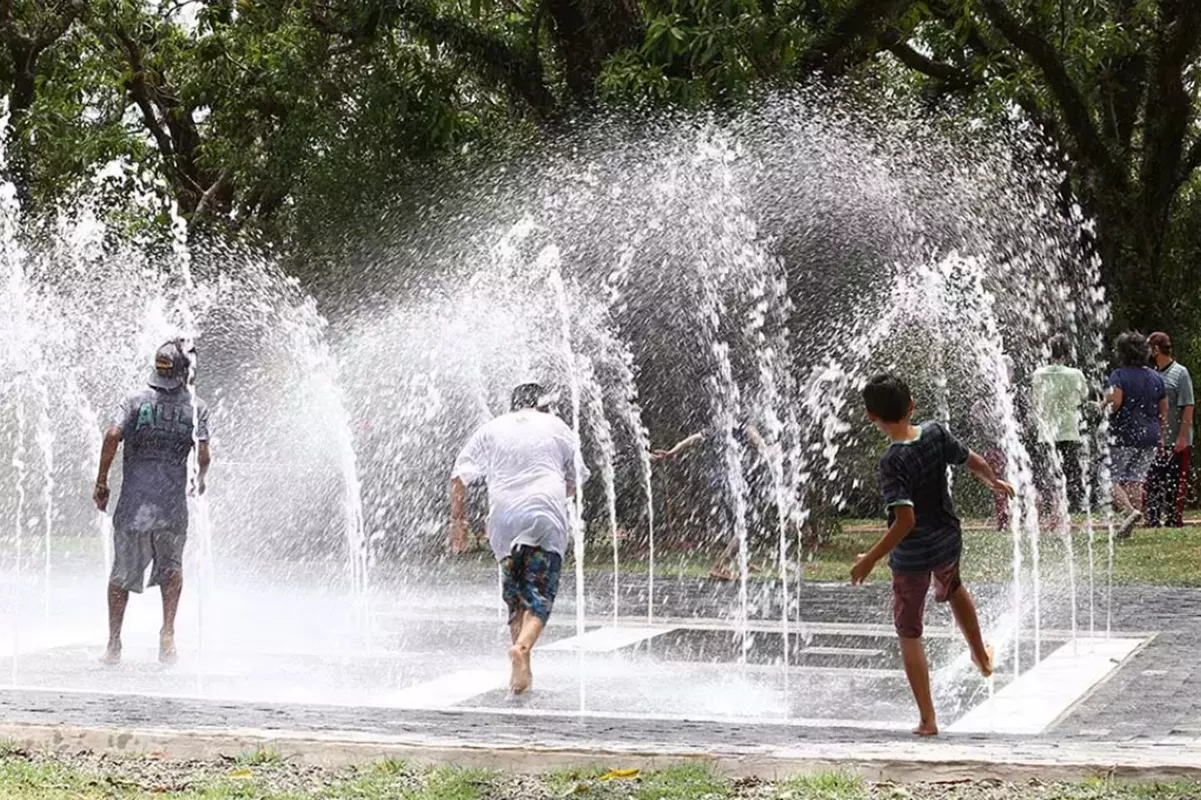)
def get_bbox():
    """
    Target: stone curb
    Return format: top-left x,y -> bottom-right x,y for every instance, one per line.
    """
3,722 -> 1200,784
